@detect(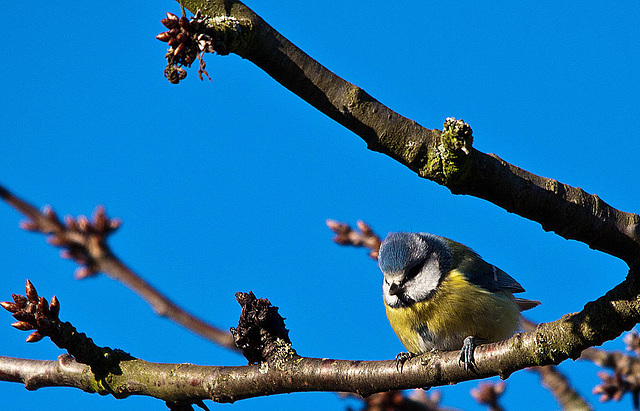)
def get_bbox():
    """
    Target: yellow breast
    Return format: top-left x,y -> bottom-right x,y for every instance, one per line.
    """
384,270 -> 521,353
